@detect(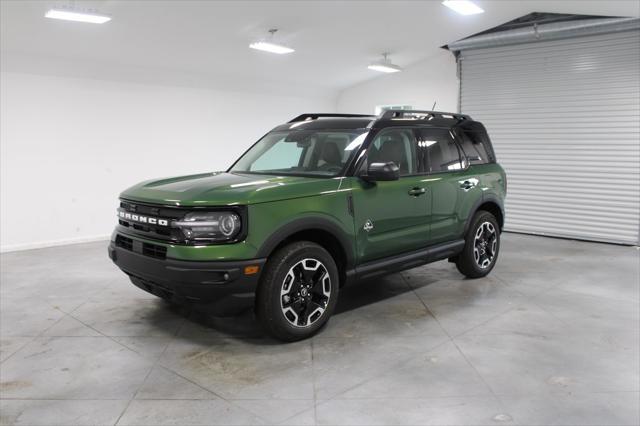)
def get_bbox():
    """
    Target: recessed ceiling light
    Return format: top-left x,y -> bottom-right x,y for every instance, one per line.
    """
442,0 -> 484,16
249,29 -> 295,55
368,53 -> 402,73
45,7 -> 111,24
249,41 -> 295,55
